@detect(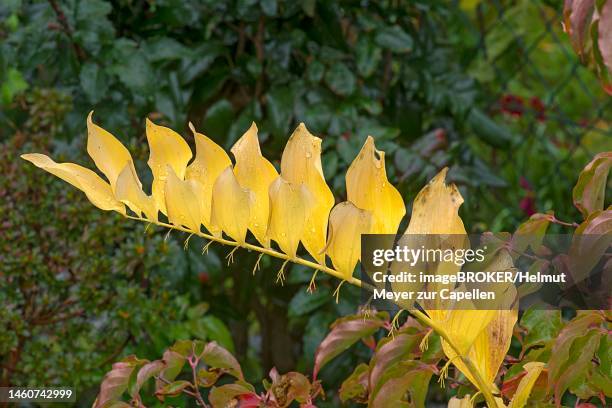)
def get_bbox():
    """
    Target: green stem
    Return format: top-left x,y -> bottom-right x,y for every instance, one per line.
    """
127,215 -> 498,407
